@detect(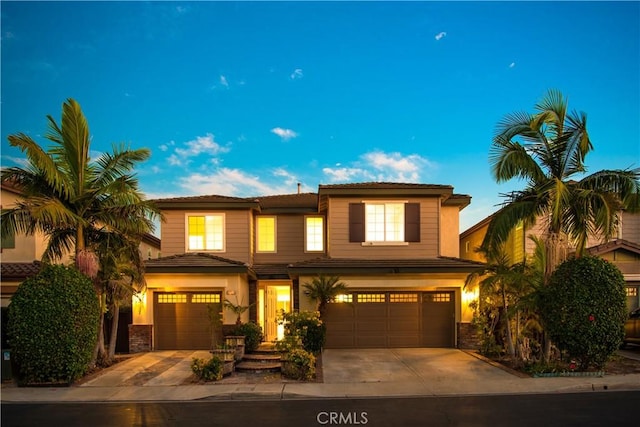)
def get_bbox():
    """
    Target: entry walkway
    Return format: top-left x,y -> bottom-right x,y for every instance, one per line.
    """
2,349 -> 639,402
